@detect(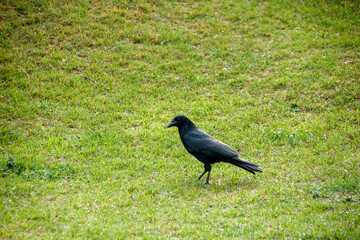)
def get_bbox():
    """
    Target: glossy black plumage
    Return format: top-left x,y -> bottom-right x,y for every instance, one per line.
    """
167,115 -> 263,184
